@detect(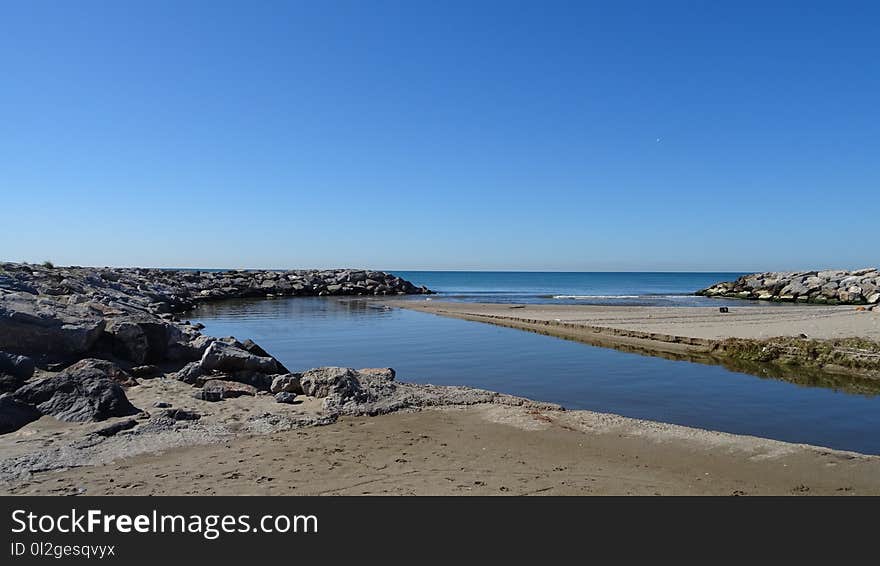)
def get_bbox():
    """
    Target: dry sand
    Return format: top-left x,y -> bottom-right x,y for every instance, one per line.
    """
389,300 -> 880,356
7,403 -> 880,496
